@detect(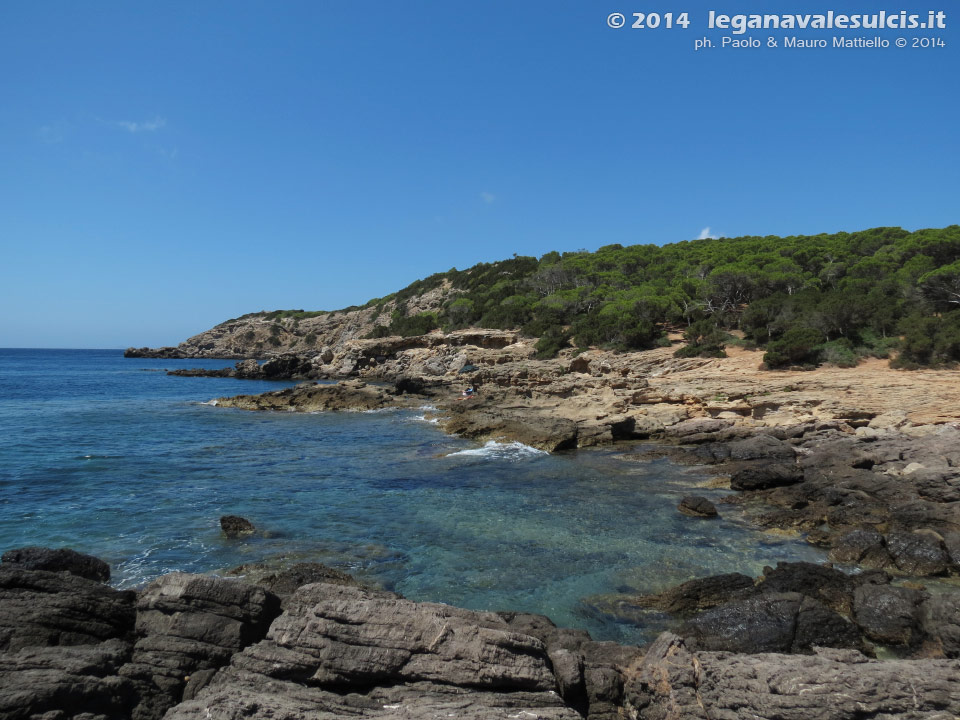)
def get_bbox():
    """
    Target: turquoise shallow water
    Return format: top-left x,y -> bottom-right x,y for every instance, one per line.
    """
0,349 -> 824,643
